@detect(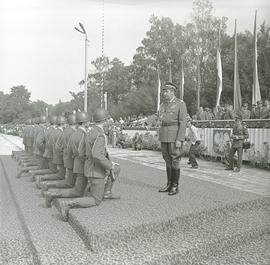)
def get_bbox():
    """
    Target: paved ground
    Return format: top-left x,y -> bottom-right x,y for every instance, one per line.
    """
1,133 -> 270,265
